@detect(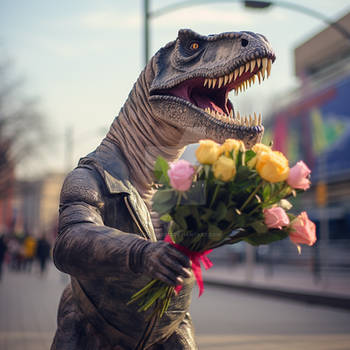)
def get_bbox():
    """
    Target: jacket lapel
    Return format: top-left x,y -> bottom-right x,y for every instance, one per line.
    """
104,170 -> 157,242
